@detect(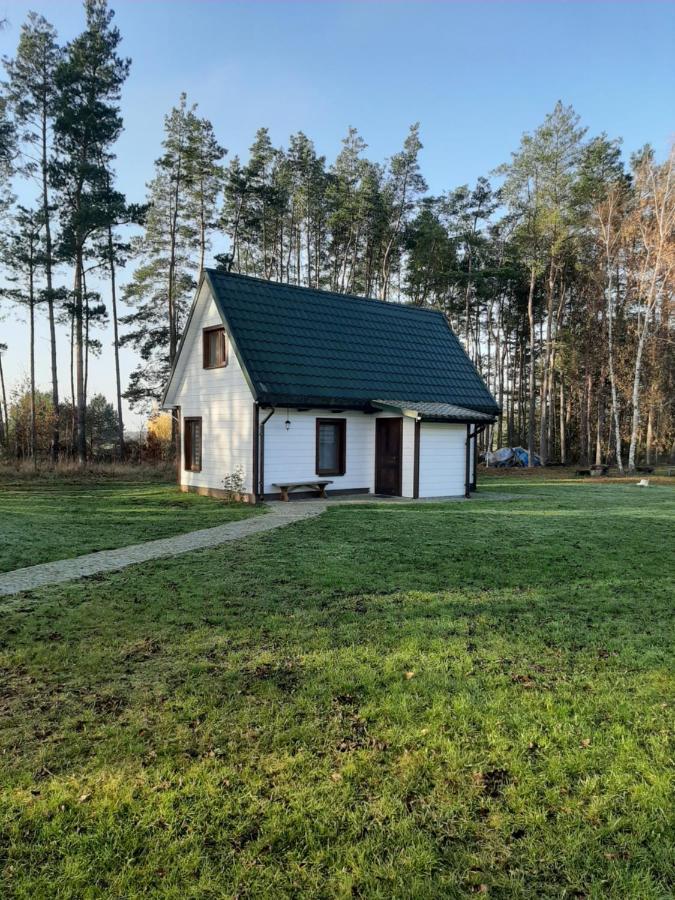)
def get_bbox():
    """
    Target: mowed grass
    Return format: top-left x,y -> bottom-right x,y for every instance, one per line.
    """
0,483 -> 673,898
0,480 -> 261,572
